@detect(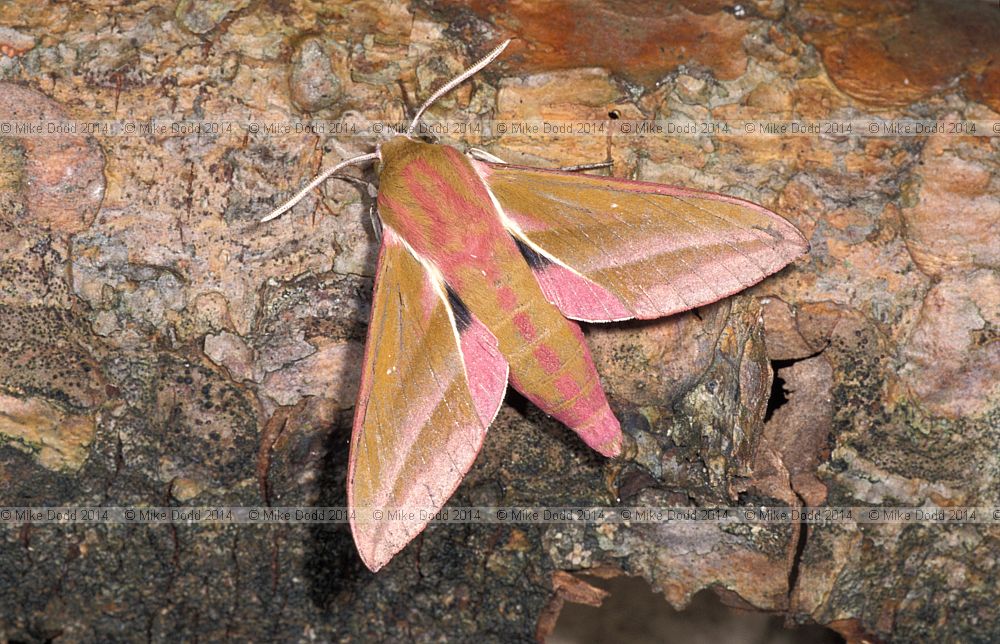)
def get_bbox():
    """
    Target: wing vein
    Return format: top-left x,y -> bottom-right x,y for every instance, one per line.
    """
537,181 -> 697,311
670,194 -> 774,277
635,193 -> 748,293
